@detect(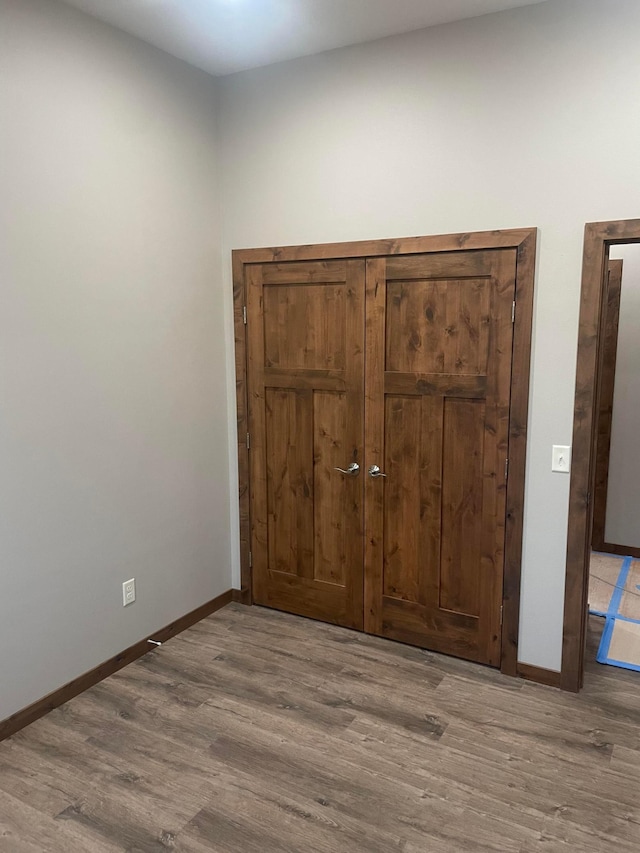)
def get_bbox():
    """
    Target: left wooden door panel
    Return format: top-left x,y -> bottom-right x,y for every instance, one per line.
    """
247,260 -> 365,629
